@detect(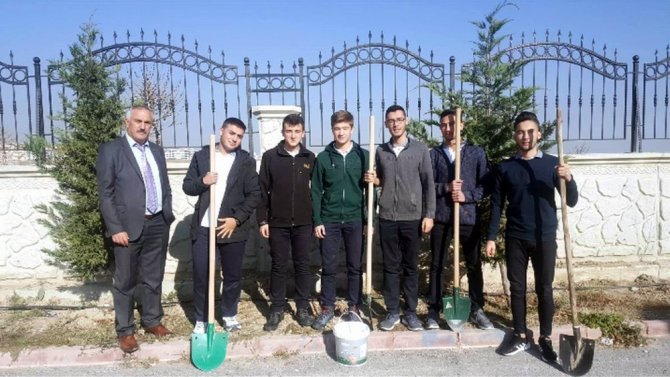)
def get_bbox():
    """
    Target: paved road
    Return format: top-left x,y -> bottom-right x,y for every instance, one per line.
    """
2,338 -> 669,376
